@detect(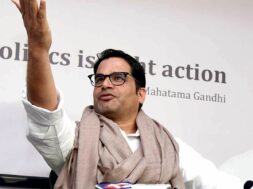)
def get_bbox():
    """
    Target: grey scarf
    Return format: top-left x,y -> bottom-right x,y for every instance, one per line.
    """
54,106 -> 185,189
